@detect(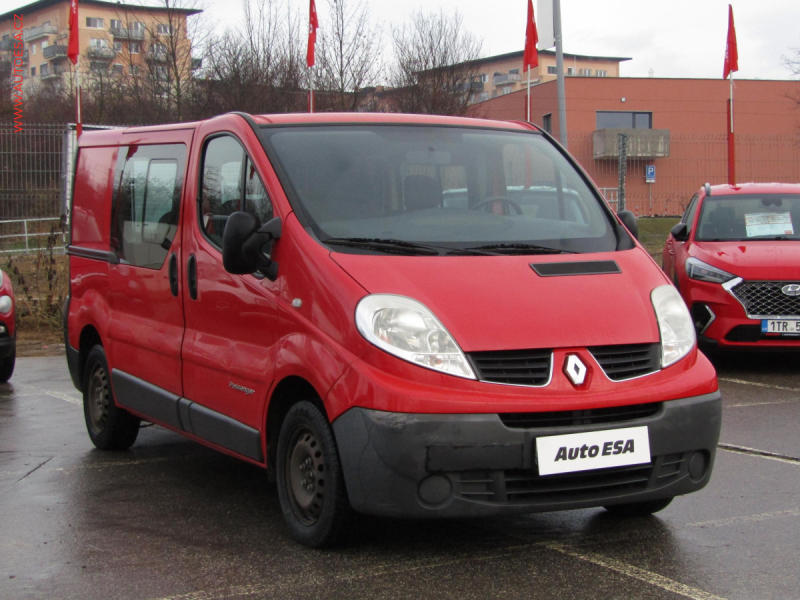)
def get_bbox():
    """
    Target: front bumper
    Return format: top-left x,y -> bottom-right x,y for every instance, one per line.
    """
333,391 -> 721,518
